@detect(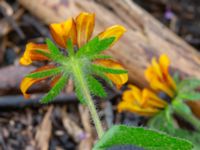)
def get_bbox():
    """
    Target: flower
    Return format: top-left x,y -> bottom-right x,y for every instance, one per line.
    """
145,54 -> 177,97
20,12 -> 128,100
118,85 -> 167,116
